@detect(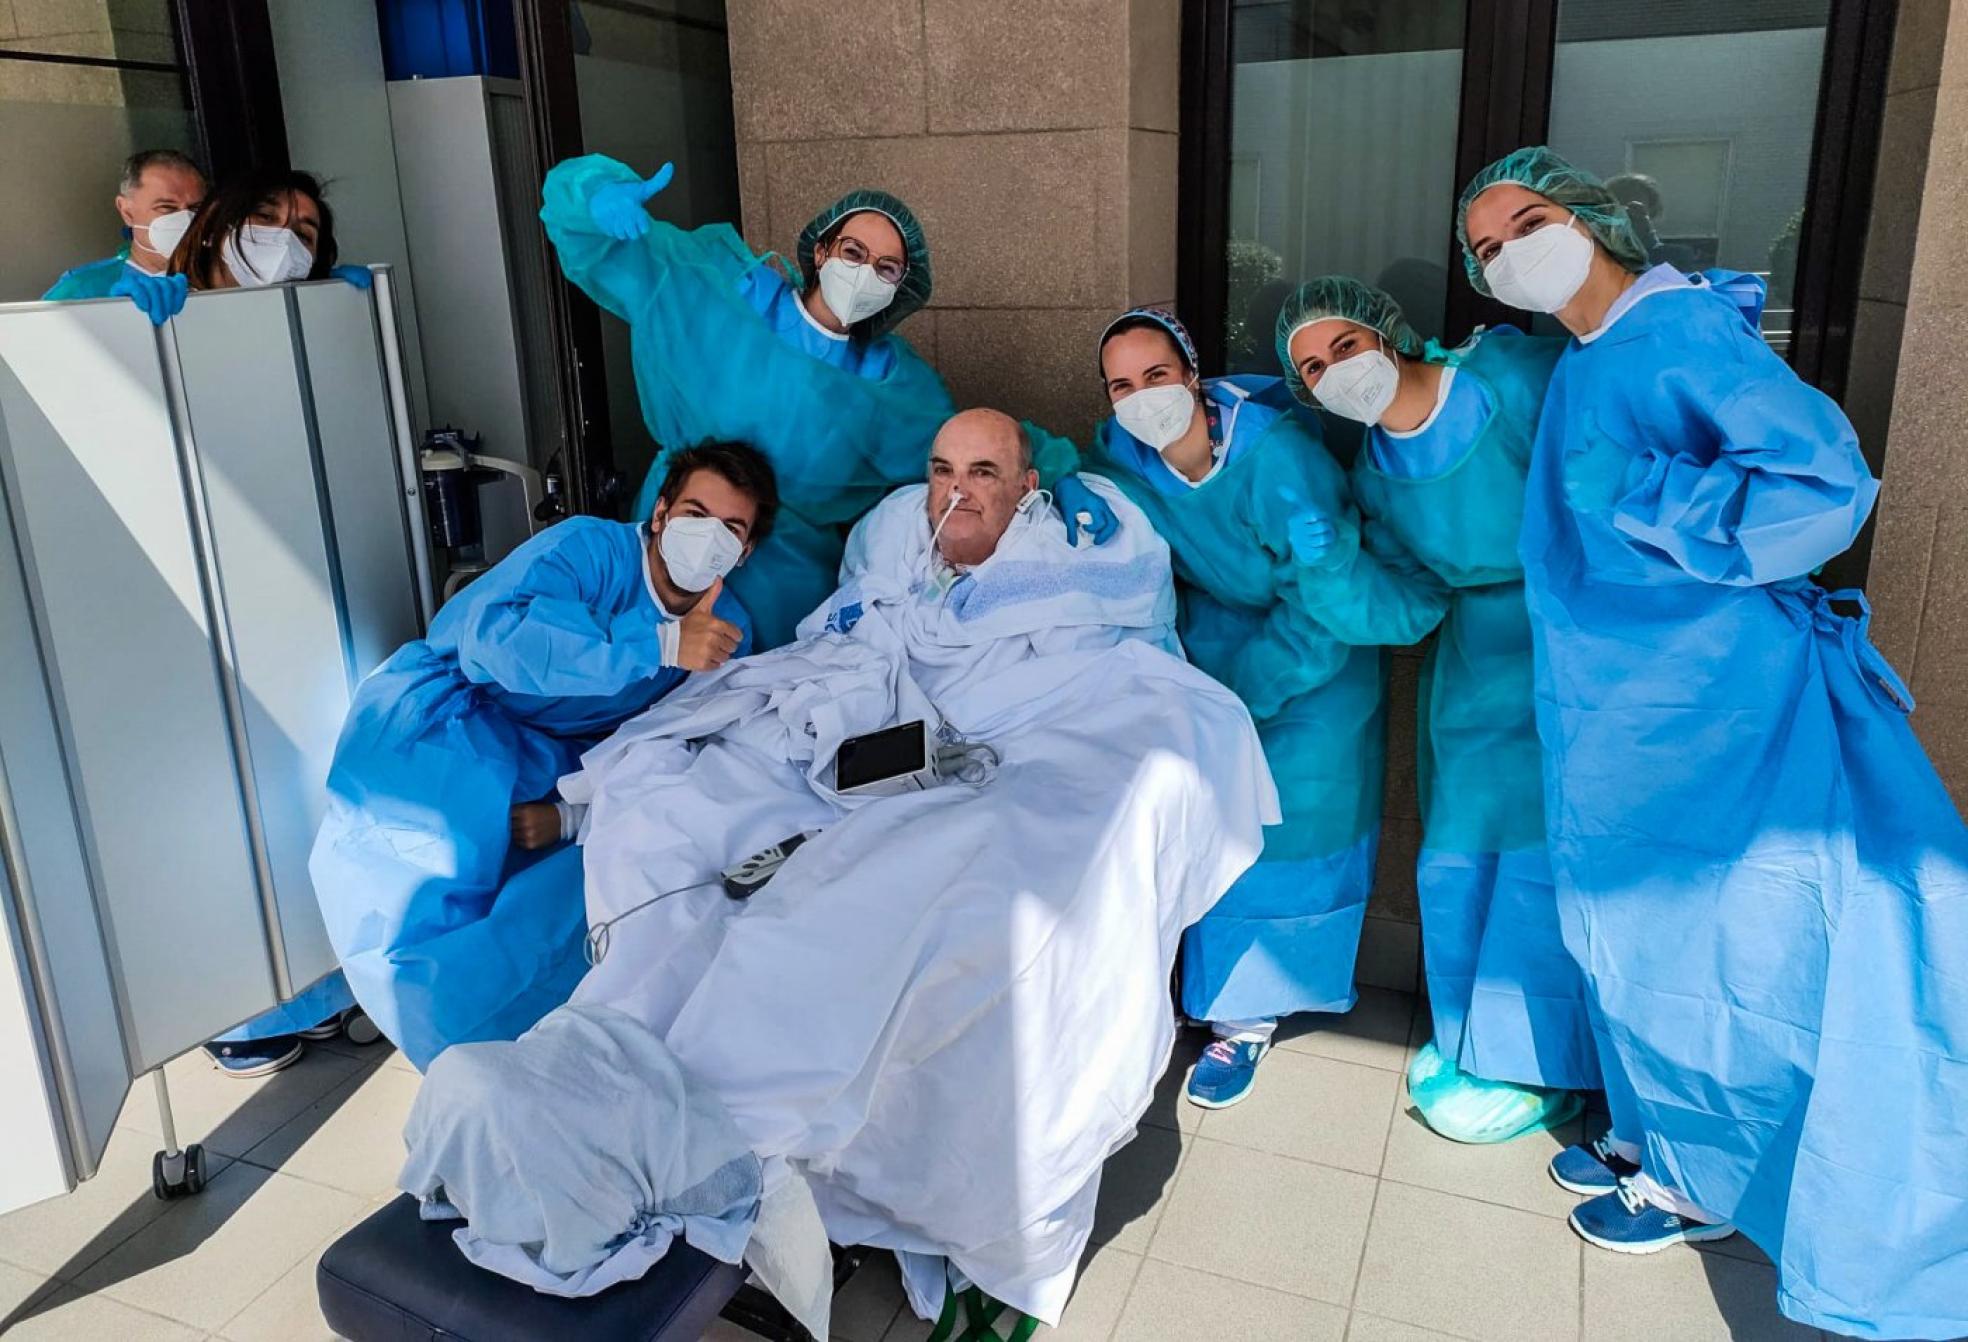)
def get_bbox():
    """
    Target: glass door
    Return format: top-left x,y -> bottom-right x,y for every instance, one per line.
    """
1181,0 -> 1896,398
1216,0 -> 1471,371
568,0 -> 741,509
1546,0 -> 1834,354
